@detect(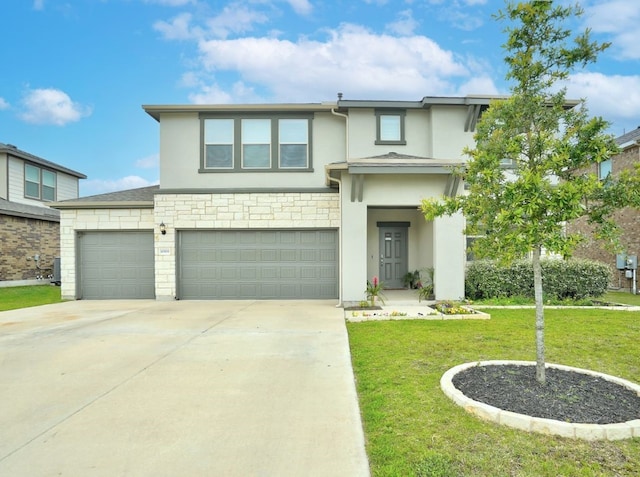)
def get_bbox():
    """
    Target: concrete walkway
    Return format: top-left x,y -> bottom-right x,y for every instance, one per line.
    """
0,300 -> 370,477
